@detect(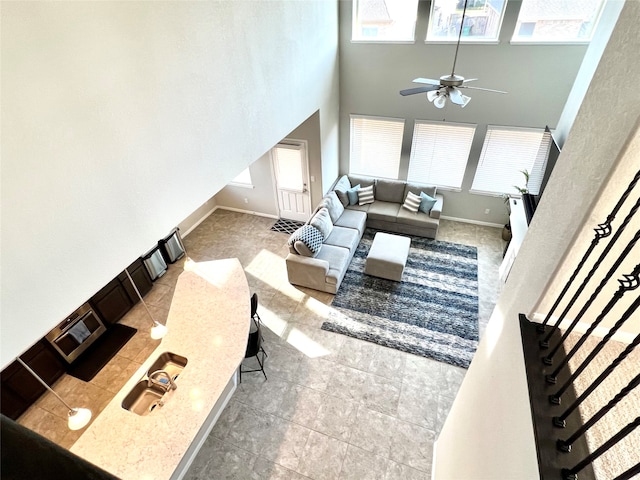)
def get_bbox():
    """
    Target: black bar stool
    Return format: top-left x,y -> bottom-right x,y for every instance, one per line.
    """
240,316 -> 267,382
